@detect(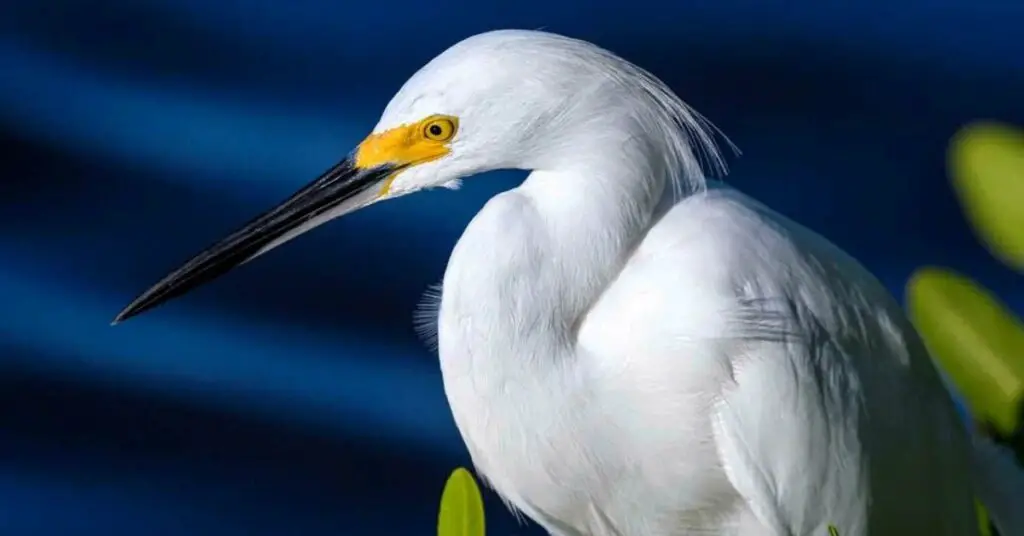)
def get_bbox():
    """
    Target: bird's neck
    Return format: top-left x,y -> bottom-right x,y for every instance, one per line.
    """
439,142 -> 668,373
